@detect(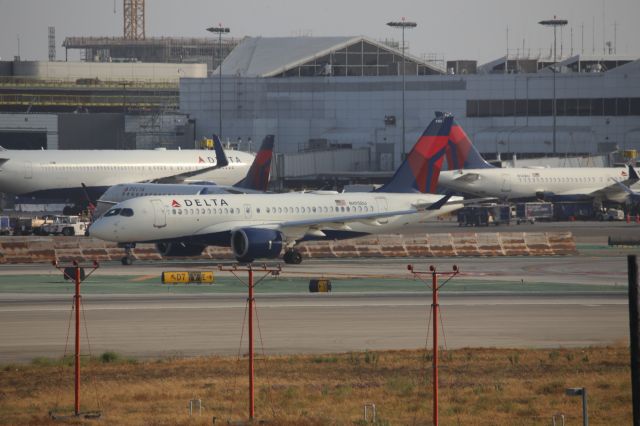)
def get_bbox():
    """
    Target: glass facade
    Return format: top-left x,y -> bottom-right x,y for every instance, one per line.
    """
467,97 -> 640,117
271,40 -> 439,78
